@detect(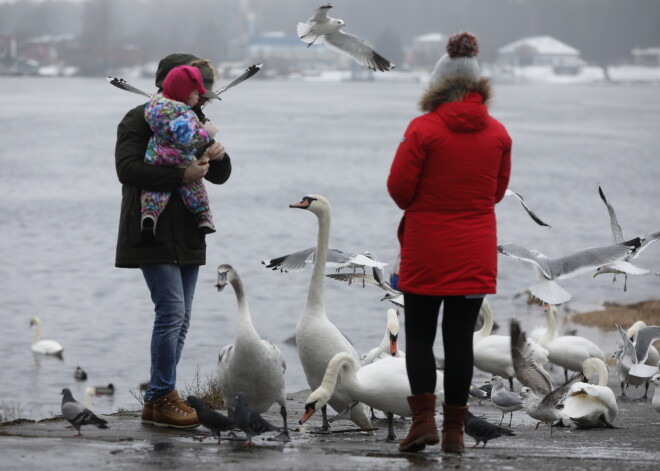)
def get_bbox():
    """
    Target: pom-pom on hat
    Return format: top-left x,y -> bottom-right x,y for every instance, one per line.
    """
429,31 -> 480,86
162,65 -> 206,104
